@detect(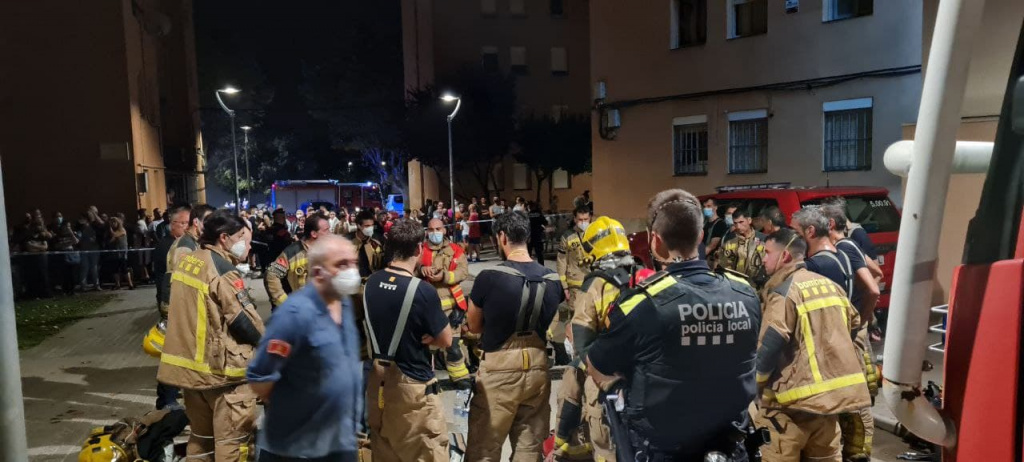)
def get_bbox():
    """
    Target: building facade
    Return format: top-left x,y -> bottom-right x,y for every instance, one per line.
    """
589,0 -> 922,229
0,0 -> 205,220
402,0 -> 593,212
